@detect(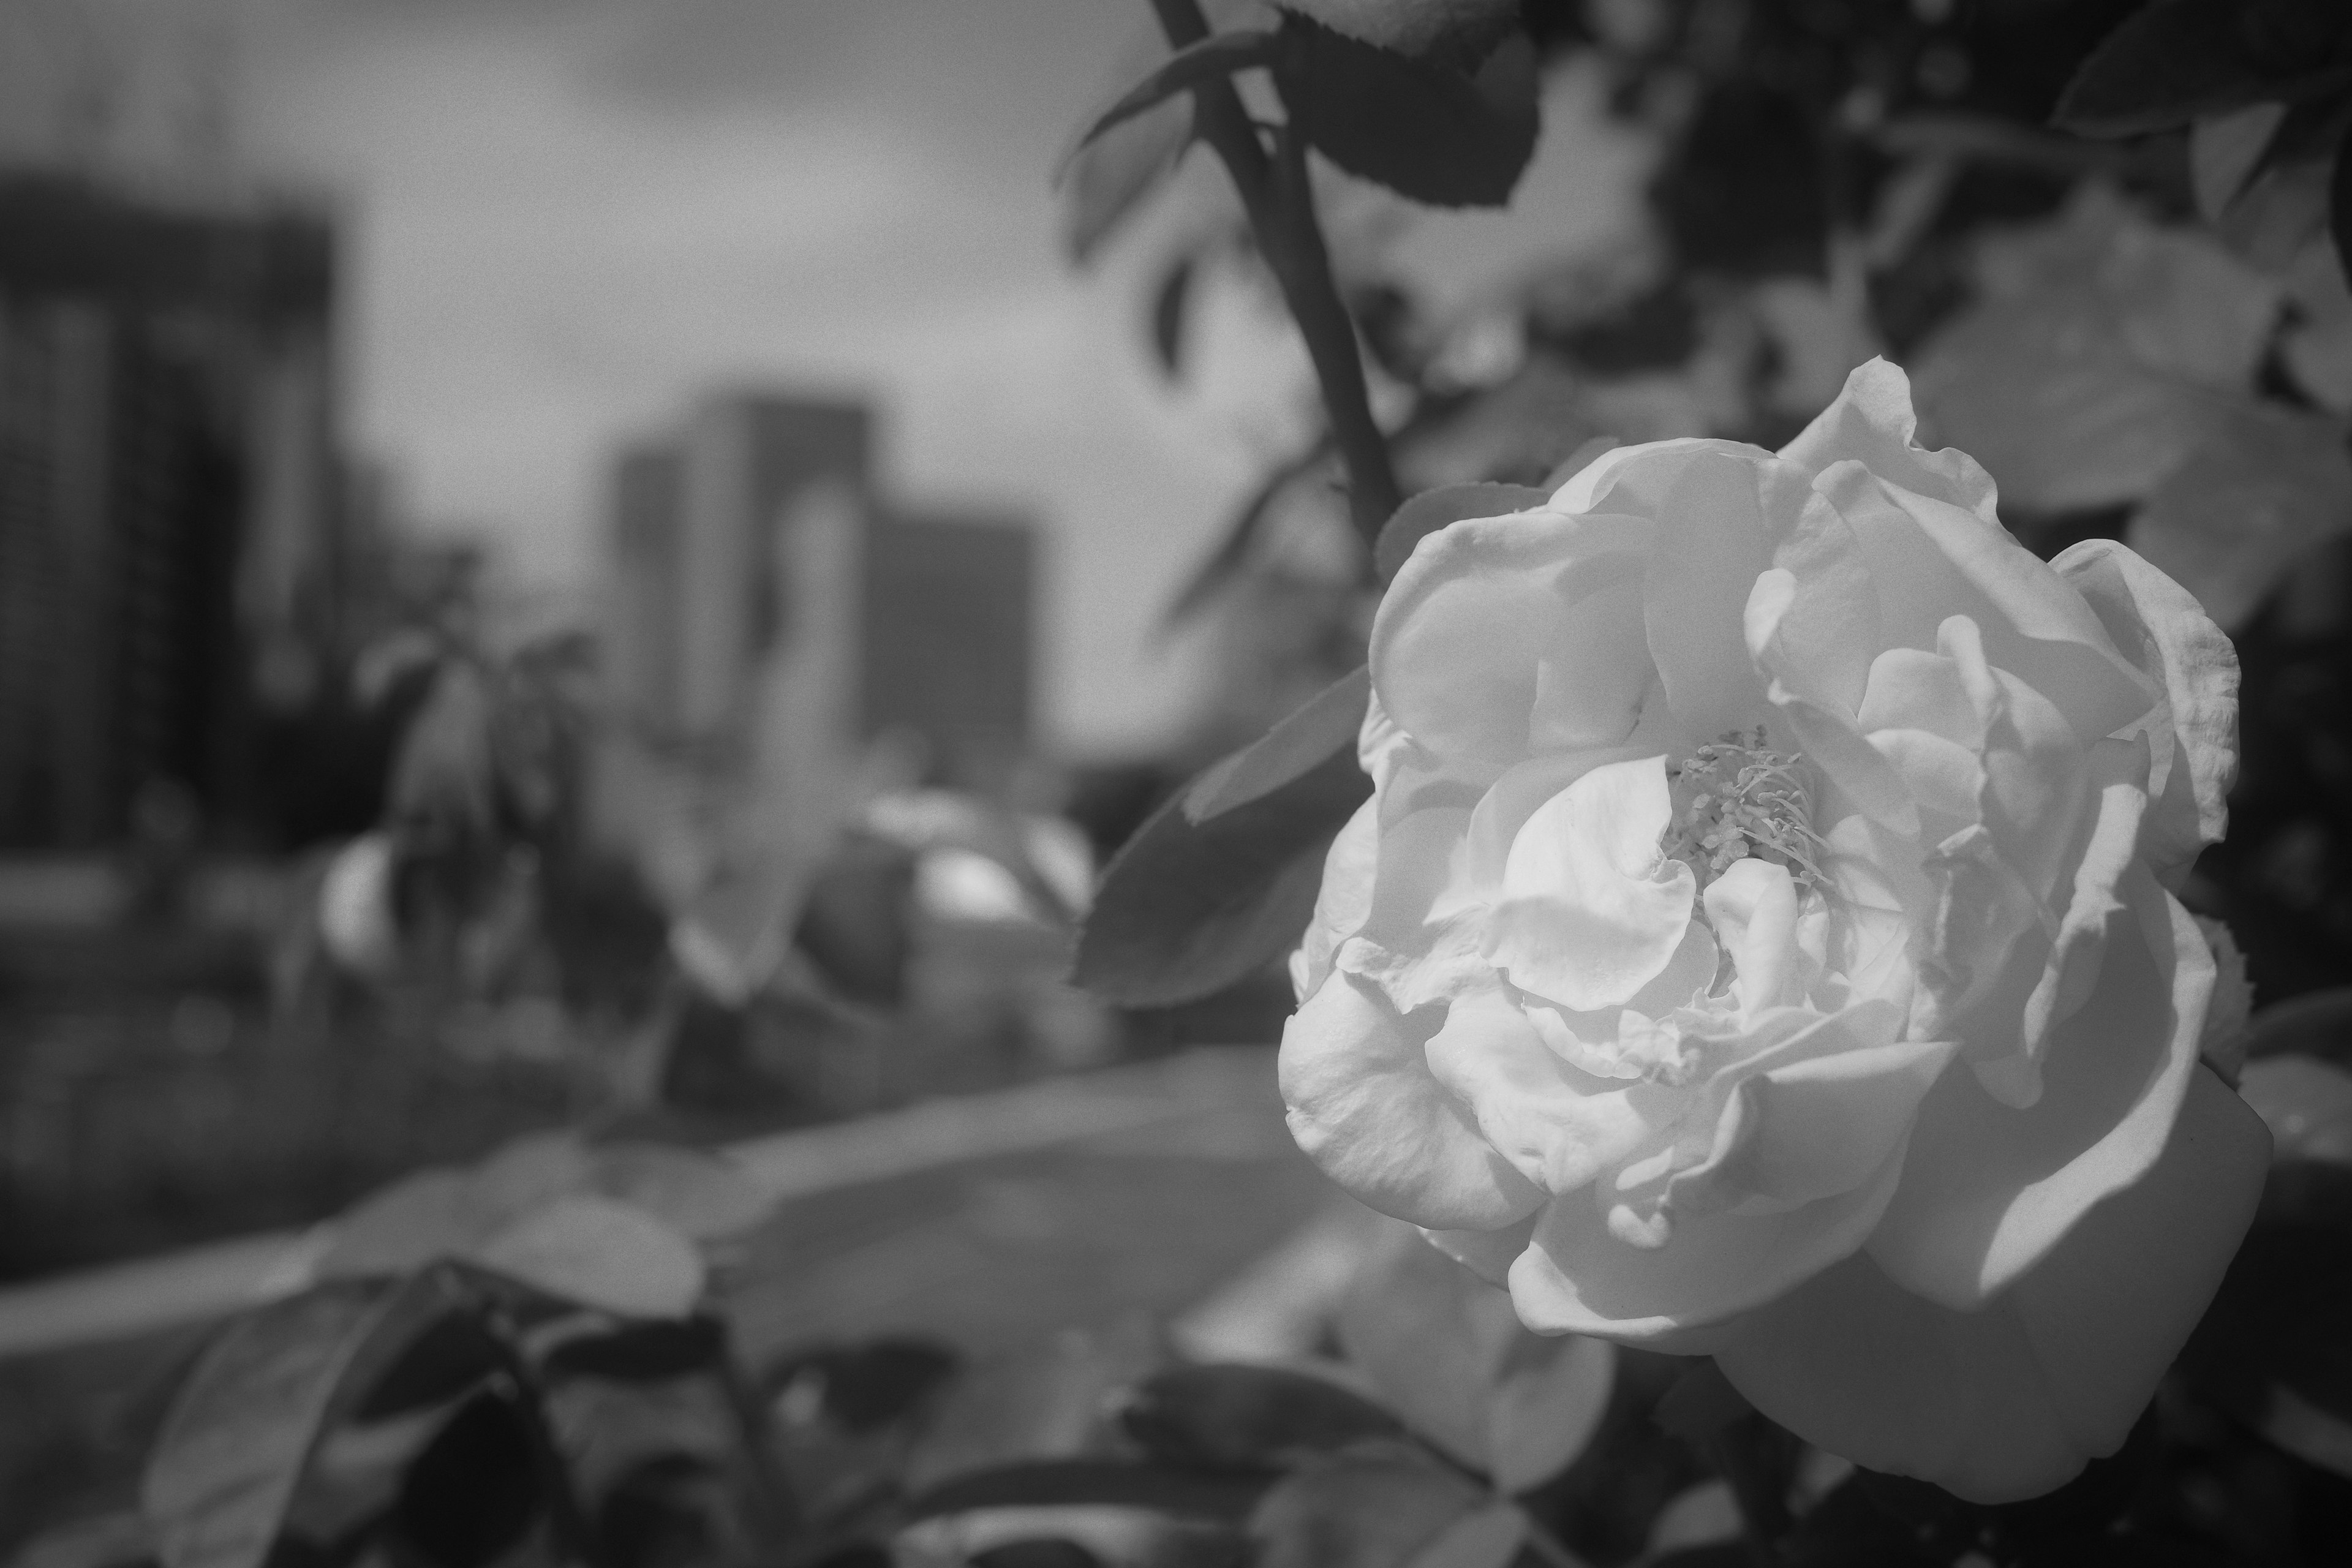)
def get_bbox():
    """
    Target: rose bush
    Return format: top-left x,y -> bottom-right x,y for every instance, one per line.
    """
1278,359 -> 2274,1501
